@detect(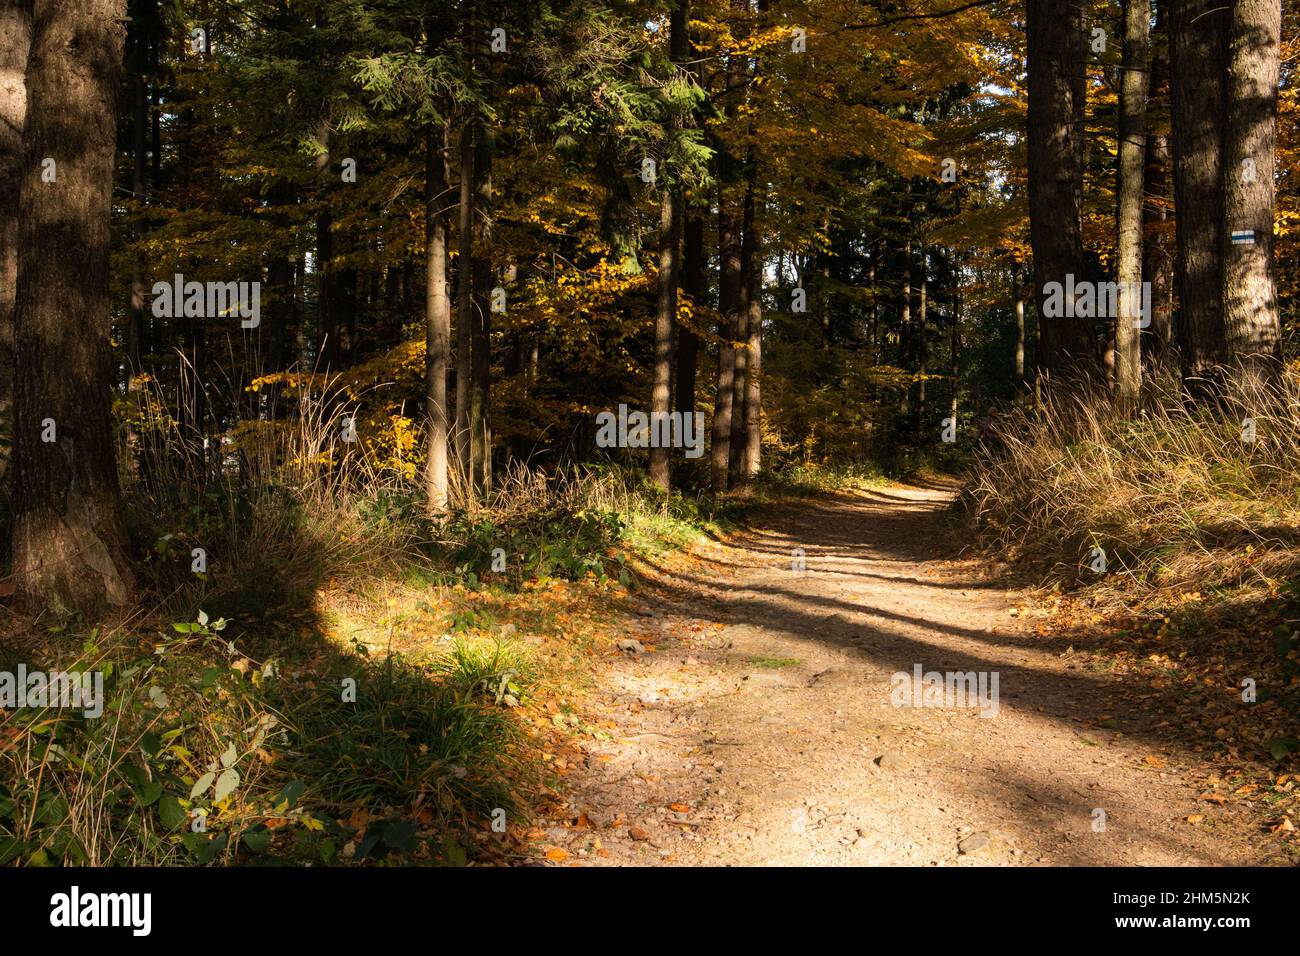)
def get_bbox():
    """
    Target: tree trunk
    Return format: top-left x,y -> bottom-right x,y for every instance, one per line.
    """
1027,0 -> 1095,381
454,125 -> 473,486
1170,0 -> 1229,395
312,119 -> 338,371
1115,0 -> 1150,404
1221,0 -> 1282,386
315,208 -> 336,368
675,211 -> 704,417
469,115 -> 493,495
1142,0 -> 1174,369
126,6 -> 150,381
950,272 -> 961,426
425,122 -> 451,511
1142,128 -> 1175,369
712,185 -> 740,492
12,0 -> 135,613
650,183 -> 681,491
917,252 -> 928,425
1013,264 -> 1026,383
868,258 -> 878,365
900,241 -> 911,416
728,177 -> 755,485
0,0 -> 31,485
710,31 -> 746,493
651,0 -> 687,491
743,219 -> 762,480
